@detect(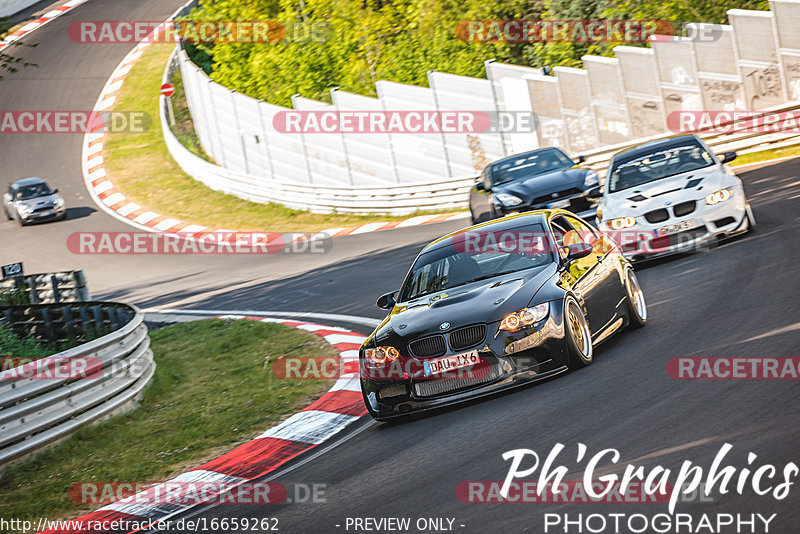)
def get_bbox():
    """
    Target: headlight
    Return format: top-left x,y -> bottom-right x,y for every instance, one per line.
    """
608,216 -> 636,230
584,171 -> 598,187
54,197 -> 65,208
18,205 -> 33,214
364,346 -> 400,368
495,193 -> 523,207
499,303 -> 549,331
705,189 -> 731,205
